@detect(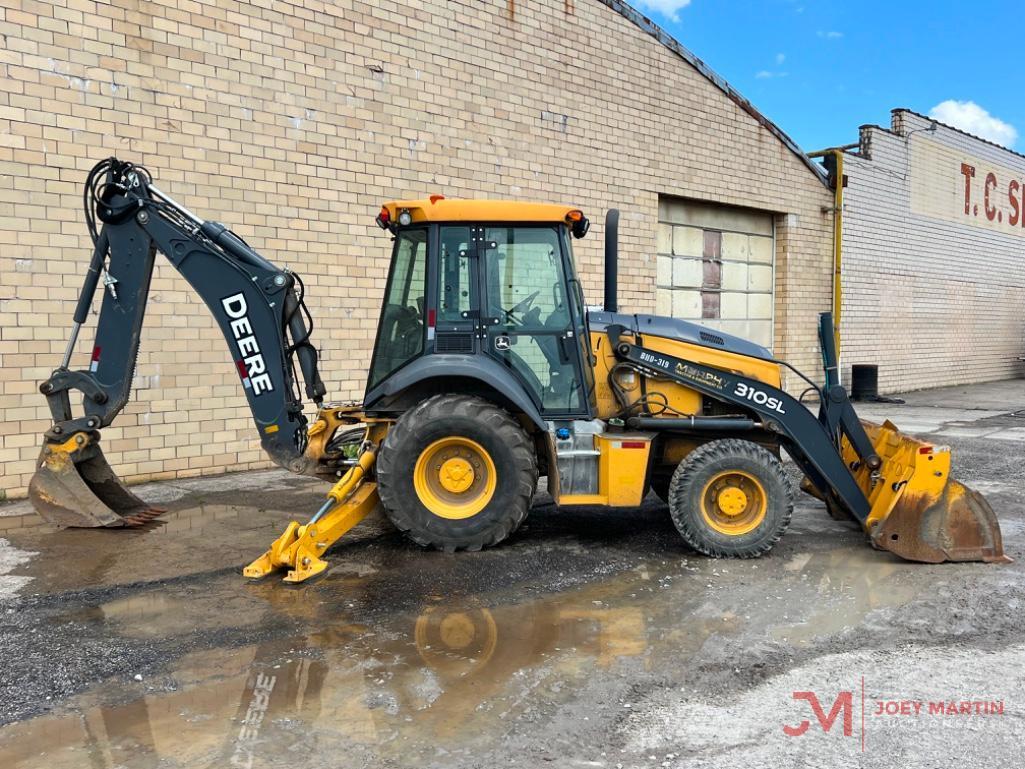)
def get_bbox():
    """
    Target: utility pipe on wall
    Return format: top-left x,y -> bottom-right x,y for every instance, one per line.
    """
807,146 -> 851,376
